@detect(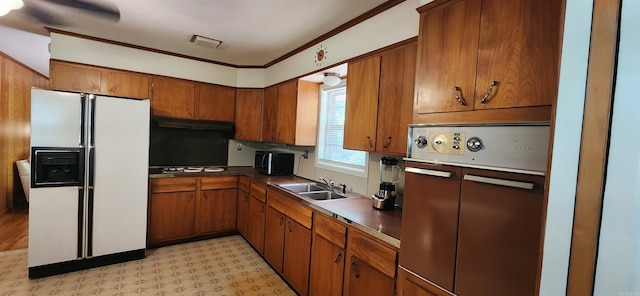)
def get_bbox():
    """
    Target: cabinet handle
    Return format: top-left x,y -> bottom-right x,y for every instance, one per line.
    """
90,82 -> 98,90
244,195 -> 249,202
454,86 -> 467,106
188,194 -> 194,201
187,108 -> 193,116
352,261 -> 360,279
279,217 -> 284,225
463,174 -> 535,190
110,85 -> 118,92
366,136 -> 373,148
200,112 -> 207,118
287,221 -> 292,232
481,81 -> 499,104
260,204 -> 265,213
405,167 -> 453,178
383,136 -> 392,149
334,253 -> 343,264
